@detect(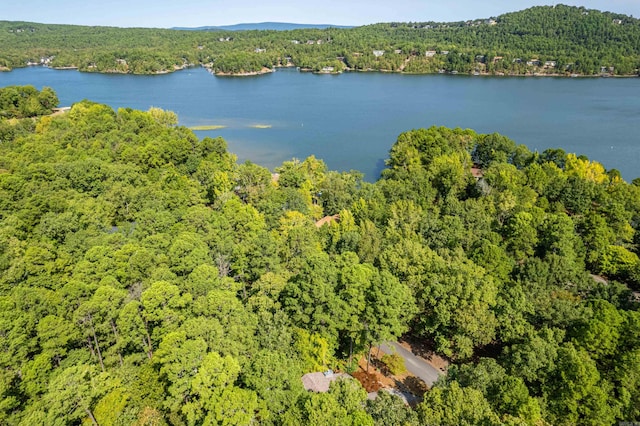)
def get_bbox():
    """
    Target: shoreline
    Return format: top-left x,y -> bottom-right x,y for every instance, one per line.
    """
212,67 -> 274,77
342,68 -> 636,78
4,63 -> 638,79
